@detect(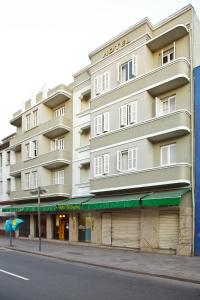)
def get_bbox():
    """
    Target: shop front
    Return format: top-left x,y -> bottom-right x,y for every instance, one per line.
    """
53,214 -> 69,240
78,214 -> 92,242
